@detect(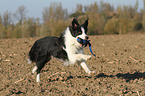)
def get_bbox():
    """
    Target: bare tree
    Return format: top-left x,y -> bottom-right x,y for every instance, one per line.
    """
84,2 -> 99,13
0,14 -> 2,25
143,0 -> 145,10
14,5 -> 27,24
76,4 -> 83,12
42,2 -> 68,23
3,11 -> 12,28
